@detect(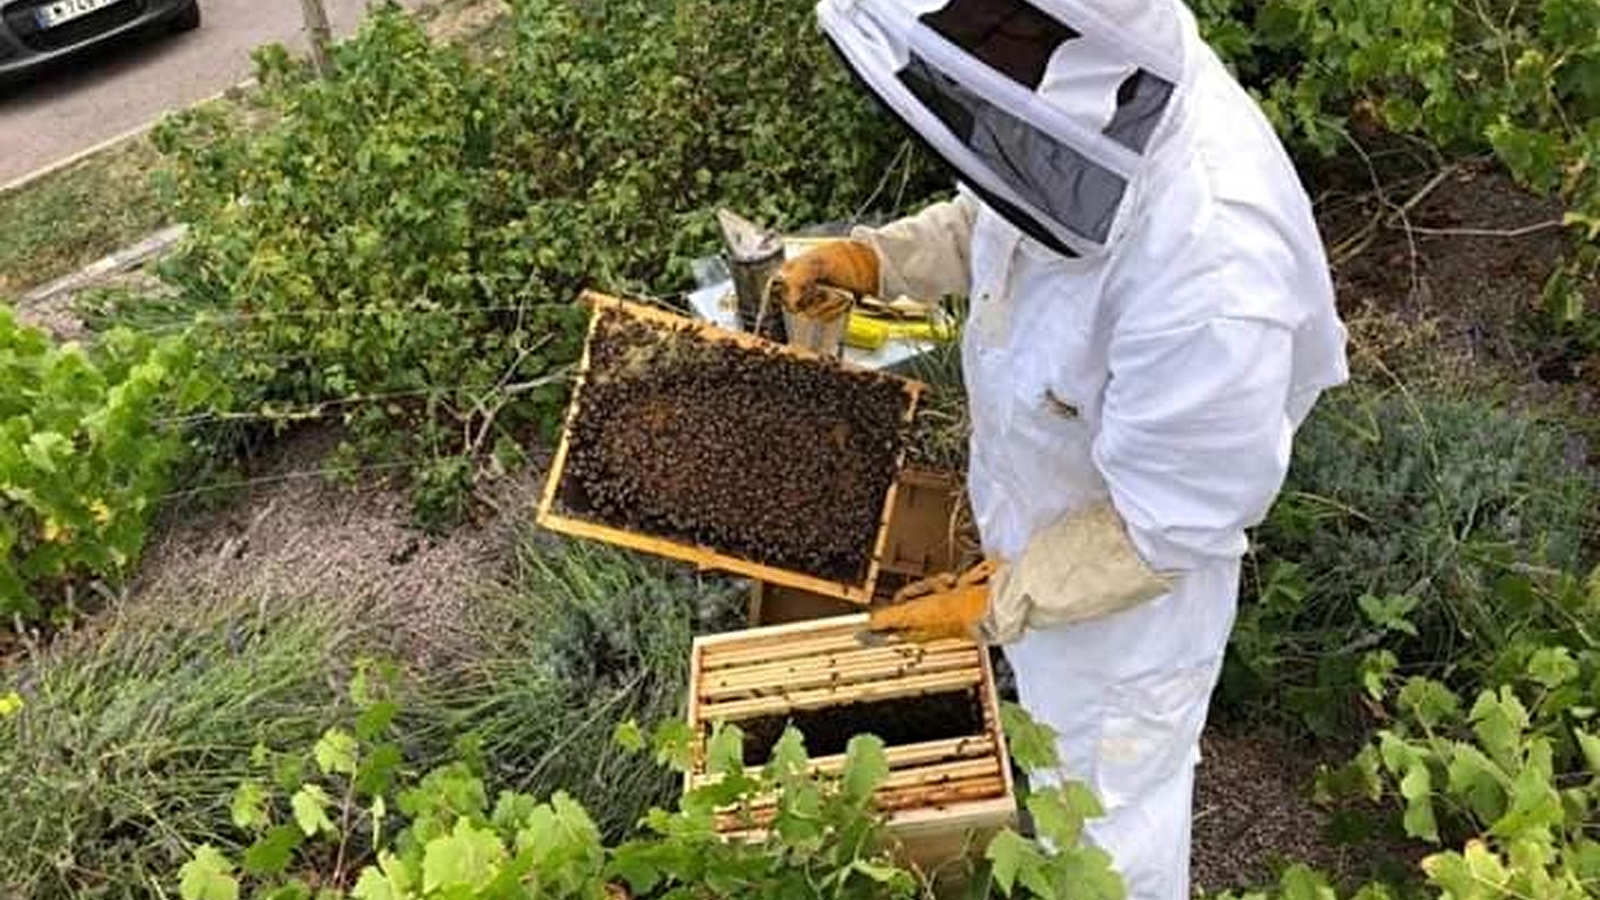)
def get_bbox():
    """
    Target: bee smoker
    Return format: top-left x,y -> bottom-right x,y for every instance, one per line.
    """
716,209 -> 788,342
